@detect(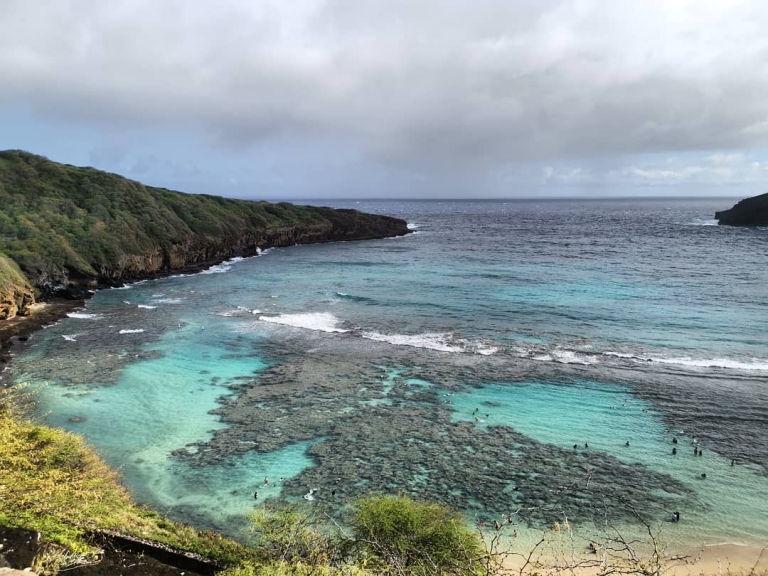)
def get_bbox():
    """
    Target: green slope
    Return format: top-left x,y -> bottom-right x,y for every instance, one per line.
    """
0,150 -> 407,311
